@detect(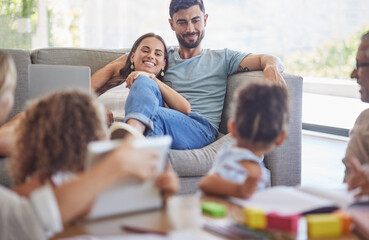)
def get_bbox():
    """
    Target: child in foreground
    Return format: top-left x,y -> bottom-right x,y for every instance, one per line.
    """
9,89 -> 178,206
199,82 -> 289,198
